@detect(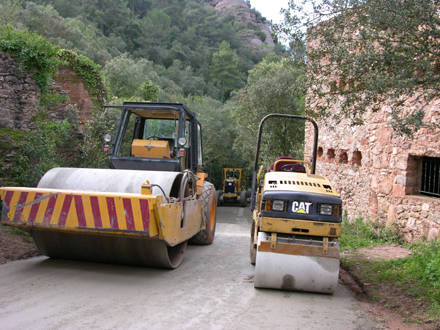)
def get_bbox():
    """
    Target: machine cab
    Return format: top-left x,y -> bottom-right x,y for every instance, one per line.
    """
107,103 -> 203,172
